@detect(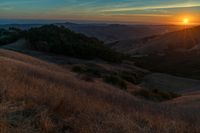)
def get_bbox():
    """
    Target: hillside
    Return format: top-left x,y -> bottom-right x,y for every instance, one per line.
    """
0,48 -> 200,133
25,25 -> 125,63
60,23 -> 185,43
0,23 -> 184,44
0,25 -> 125,63
0,28 -> 22,45
1,24 -> 200,133
1,0 -> 200,132
126,26 -> 200,55
118,26 -> 200,81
